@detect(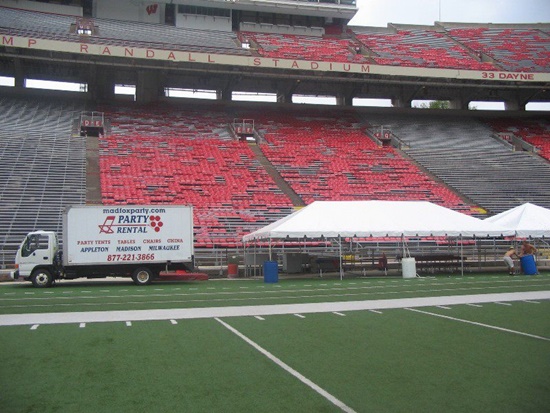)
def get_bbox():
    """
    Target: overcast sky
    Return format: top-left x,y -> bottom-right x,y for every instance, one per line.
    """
350,0 -> 550,27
